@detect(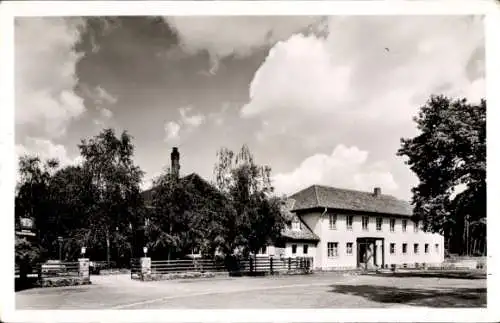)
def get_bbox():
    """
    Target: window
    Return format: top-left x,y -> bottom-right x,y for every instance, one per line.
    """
291,244 -> 297,254
414,220 -> 419,233
259,246 -> 267,254
435,244 -> 439,253
329,214 -> 337,230
402,220 -> 407,232
414,243 -> 419,254
303,245 -> 309,255
327,242 -> 338,257
390,219 -> 395,232
402,243 -> 407,254
362,216 -> 369,231
390,243 -> 396,254
292,219 -> 301,231
346,242 -> 353,255
346,216 -> 353,230
425,244 -> 429,254
376,217 -> 383,231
